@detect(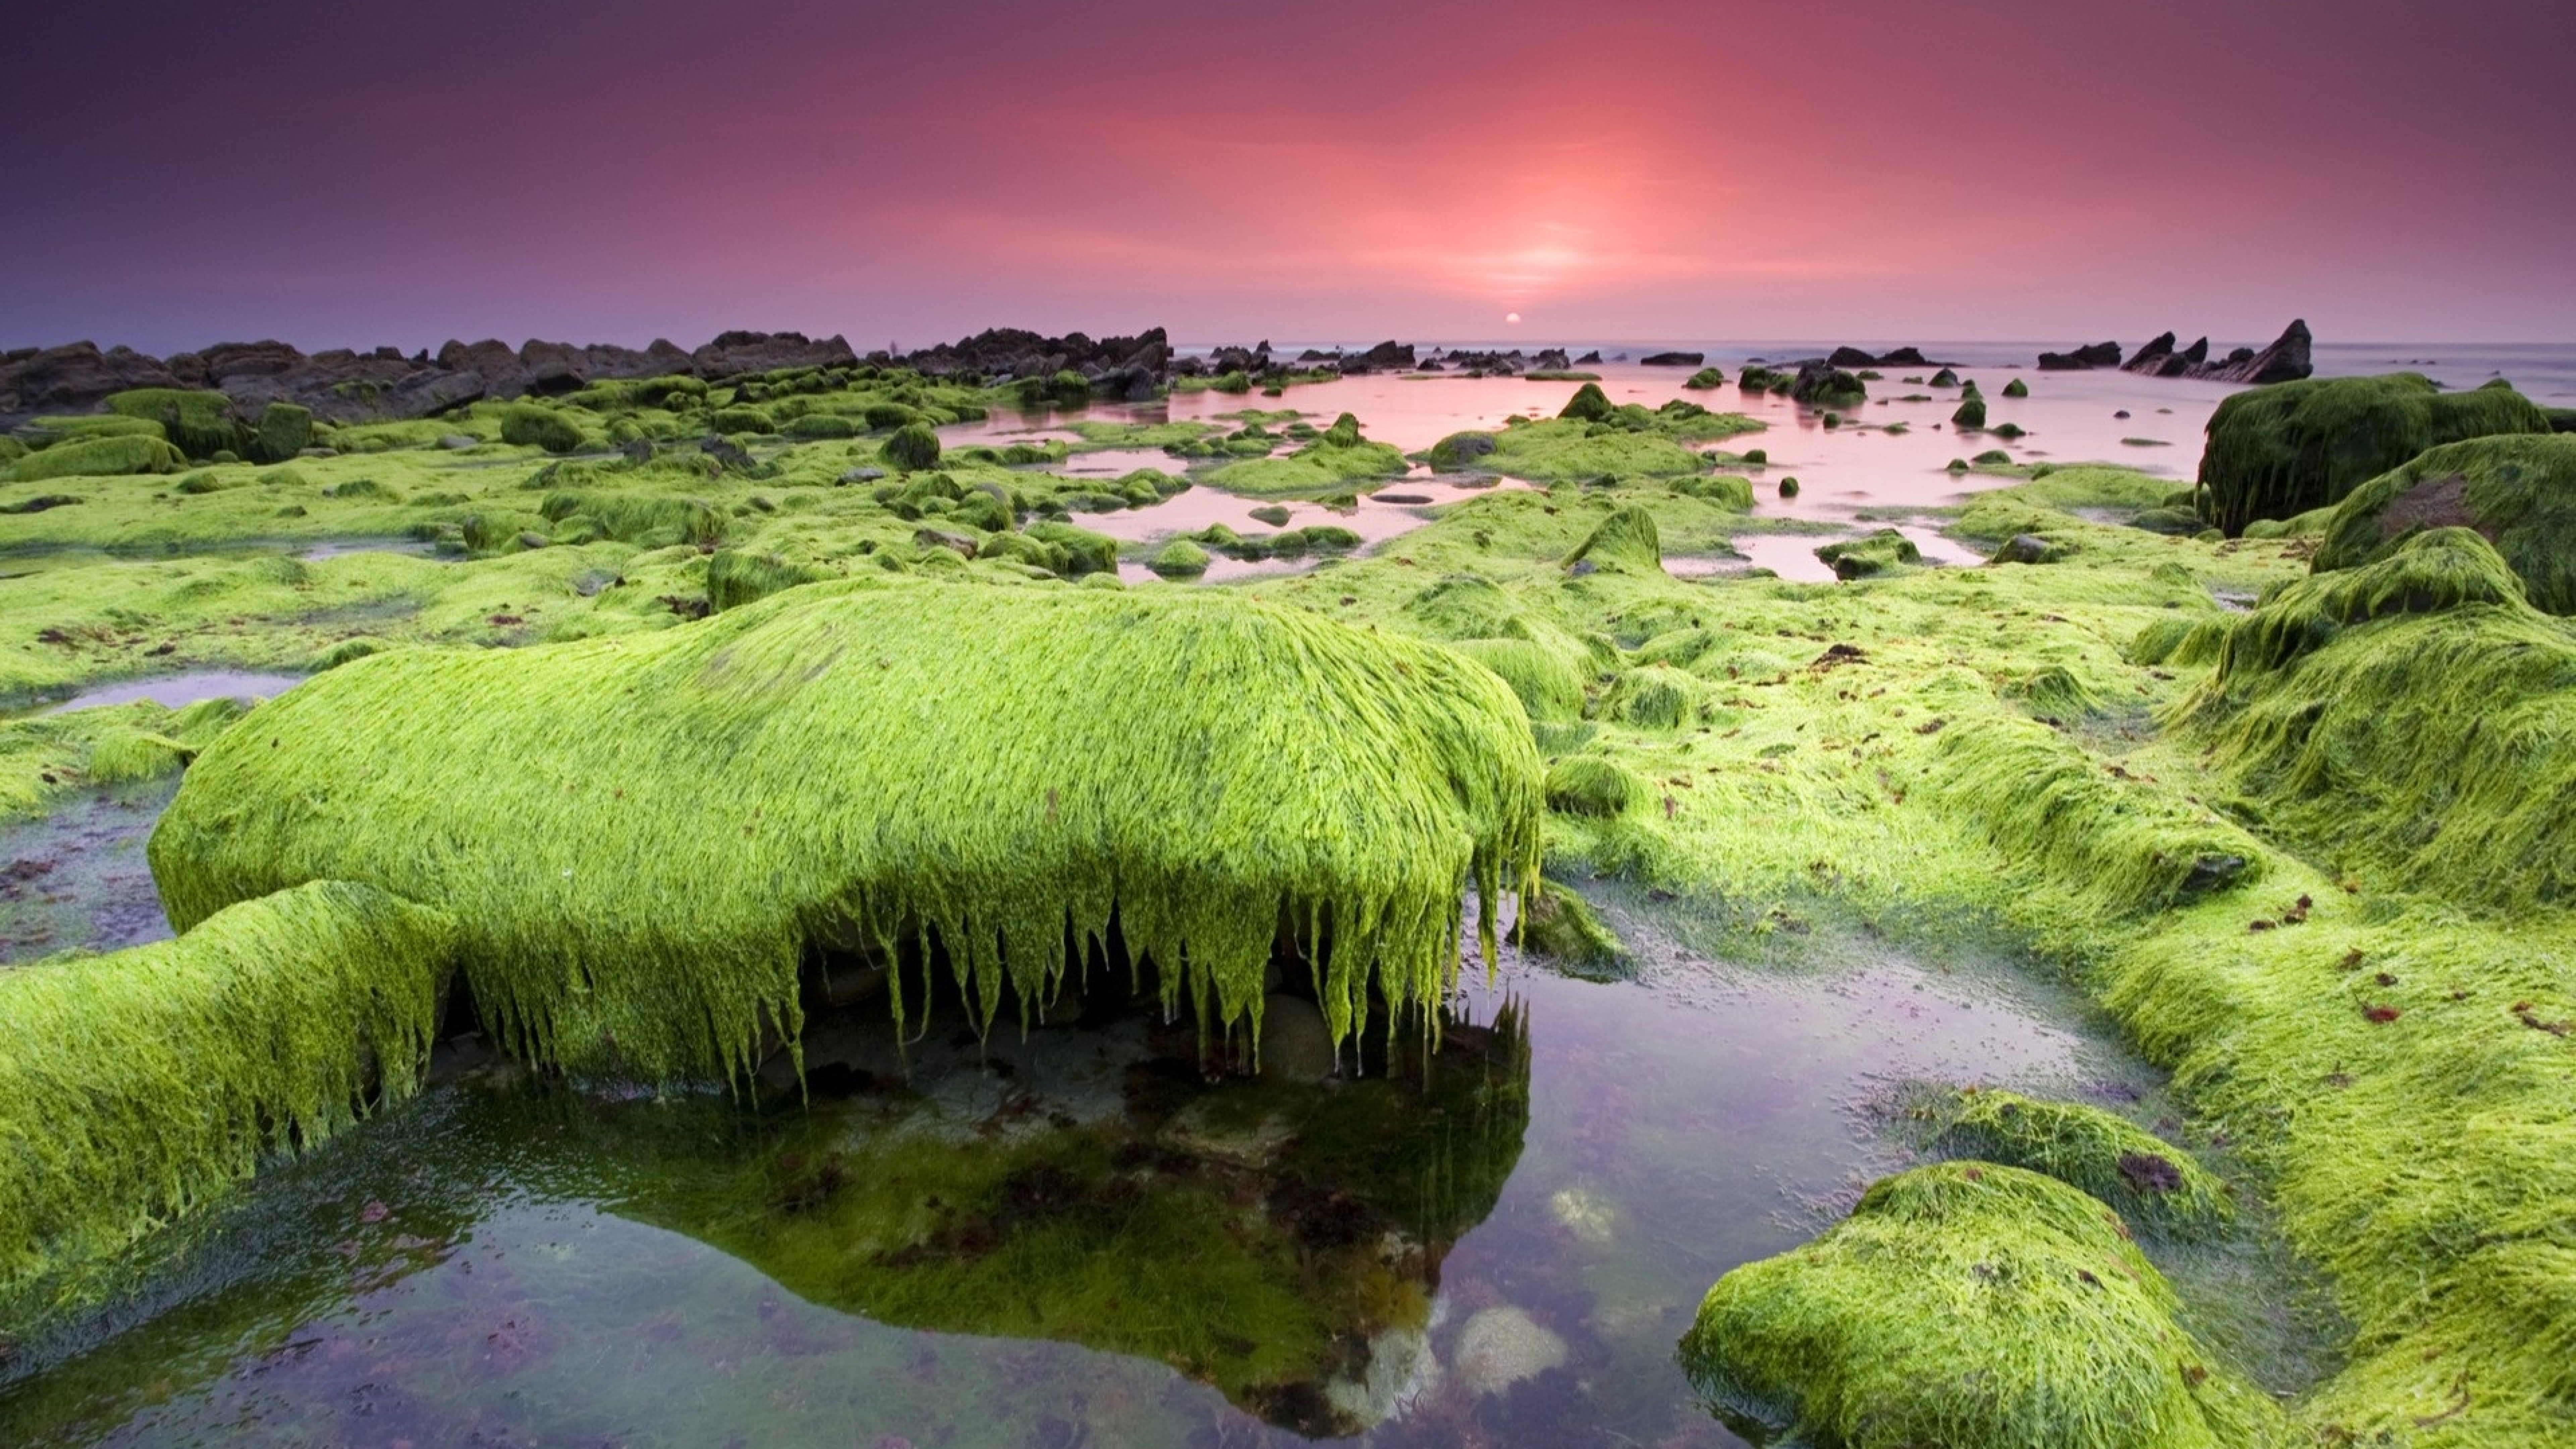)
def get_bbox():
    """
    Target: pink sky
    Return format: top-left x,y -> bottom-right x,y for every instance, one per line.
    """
7,0 -> 2572,352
